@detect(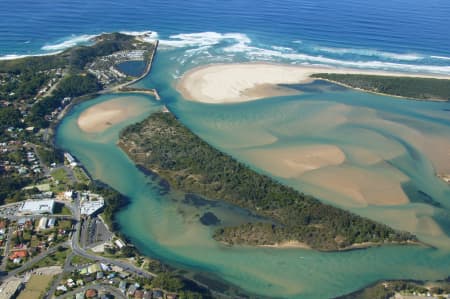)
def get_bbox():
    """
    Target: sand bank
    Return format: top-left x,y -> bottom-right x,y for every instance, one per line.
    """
77,98 -> 144,133
177,63 -> 450,103
259,240 -> 311,249
241,145 -> 346,178
300,165 -> 409,207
